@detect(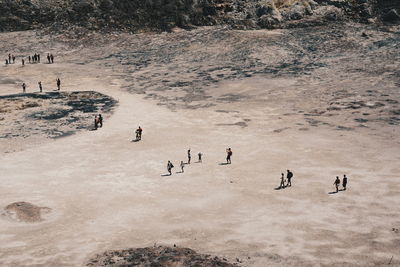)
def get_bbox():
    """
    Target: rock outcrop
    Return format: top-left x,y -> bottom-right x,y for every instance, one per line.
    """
0,0 -> 398,33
